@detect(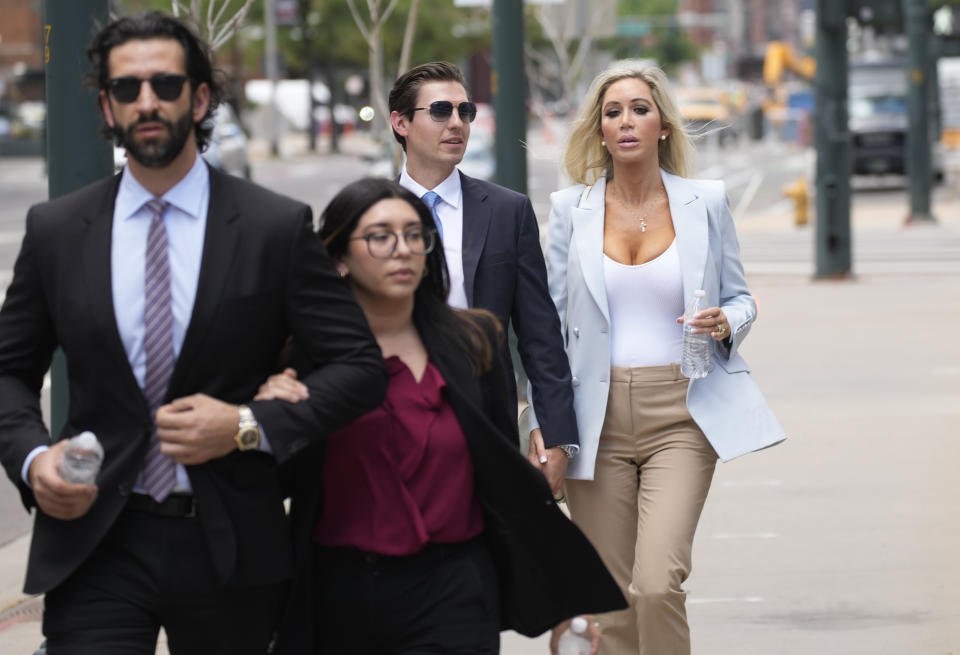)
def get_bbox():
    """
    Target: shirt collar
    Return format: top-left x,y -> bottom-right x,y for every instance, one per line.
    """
400,166 -> 462,210
116,153 -> 209,220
